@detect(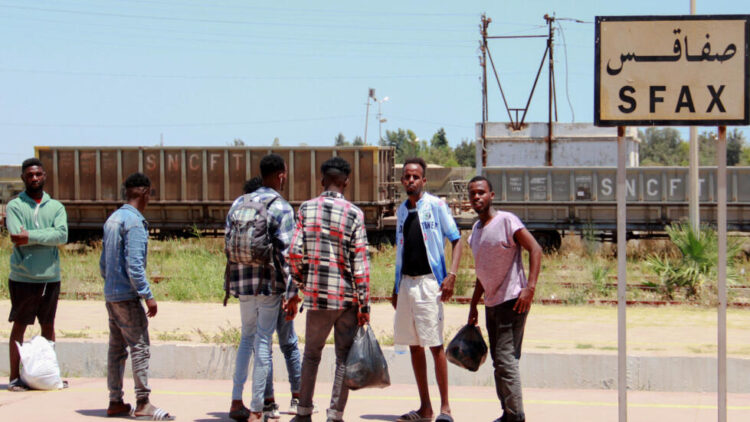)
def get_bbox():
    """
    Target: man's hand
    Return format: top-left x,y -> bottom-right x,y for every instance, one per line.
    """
440,273 -> 457,302
513,287 -> 535,314
284,295 -> 301,321
468,305 -> 479,326
10,226 -> 29,246
357,311 -> 370,326
390,291 -> 398,310
145,298 -> 158,317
